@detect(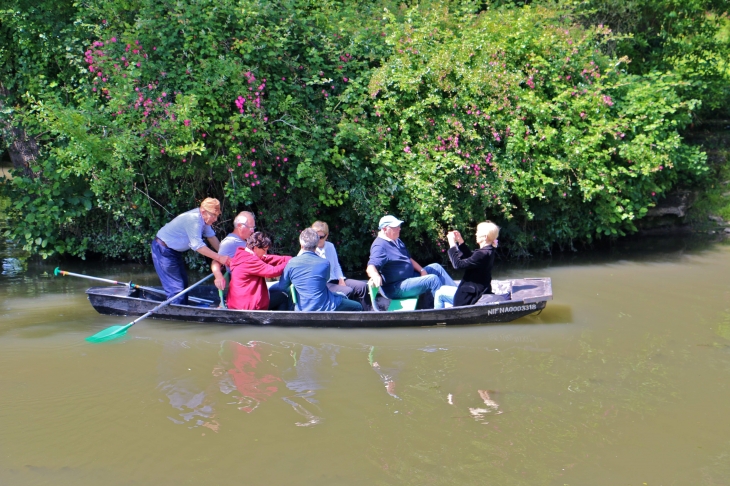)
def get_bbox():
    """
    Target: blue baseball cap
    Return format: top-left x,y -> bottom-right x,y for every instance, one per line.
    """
378,215 -> 404,229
